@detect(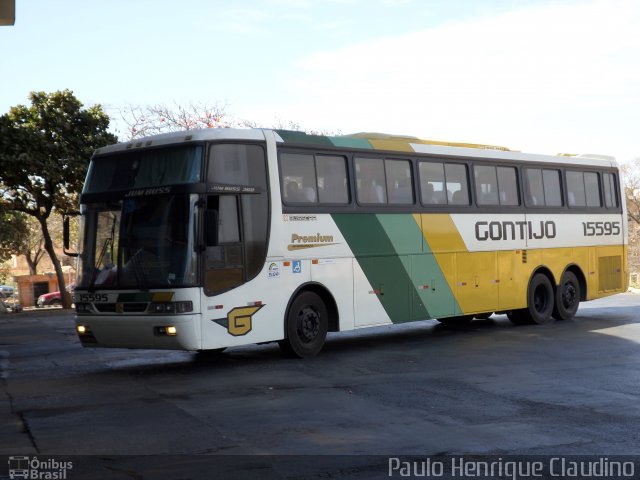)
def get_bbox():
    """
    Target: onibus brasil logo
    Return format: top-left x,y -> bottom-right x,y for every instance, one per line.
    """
7,456 -> 73,479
